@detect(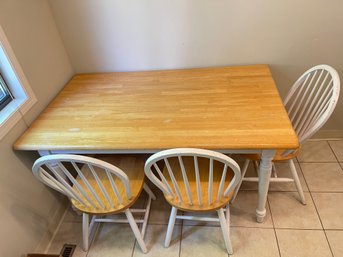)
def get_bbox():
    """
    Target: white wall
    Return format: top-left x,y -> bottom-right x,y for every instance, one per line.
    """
0,0 -> 73,256
49,0 -> 343,133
